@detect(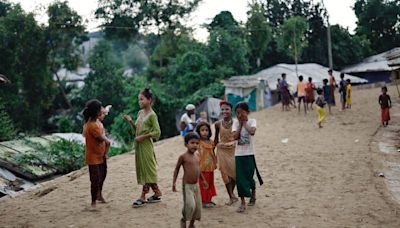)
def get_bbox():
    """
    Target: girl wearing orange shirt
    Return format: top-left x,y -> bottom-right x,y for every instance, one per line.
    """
196,122 -> 217,208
